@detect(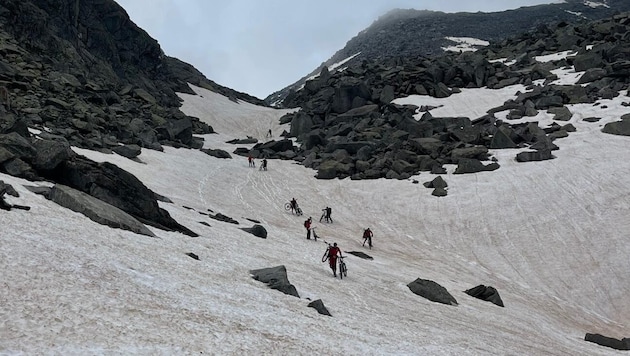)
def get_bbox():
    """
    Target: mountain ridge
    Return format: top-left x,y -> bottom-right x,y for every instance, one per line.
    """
265,0 -> 630,106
